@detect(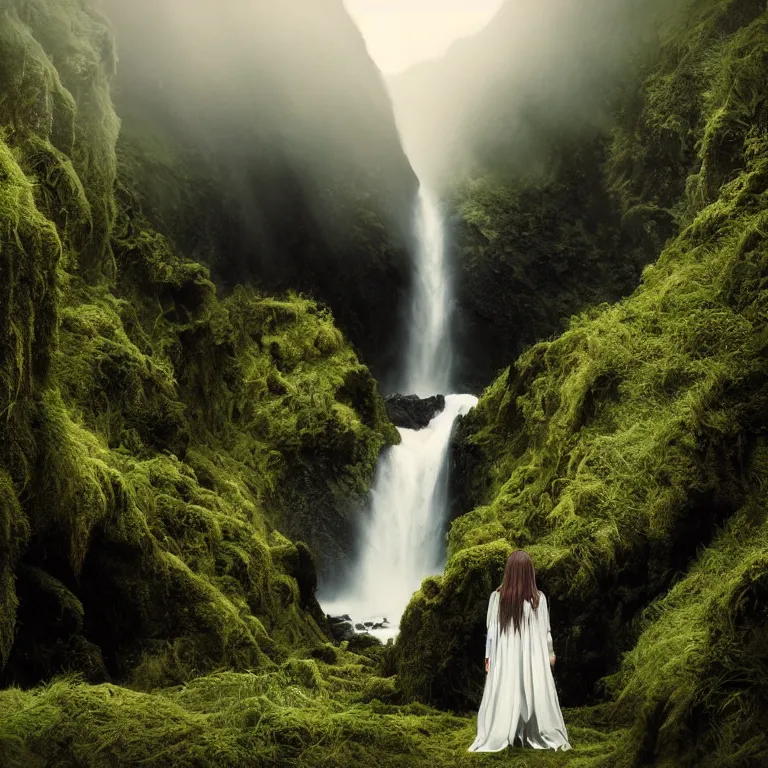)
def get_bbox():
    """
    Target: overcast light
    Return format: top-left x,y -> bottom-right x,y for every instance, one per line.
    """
344,0 -> 503,74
